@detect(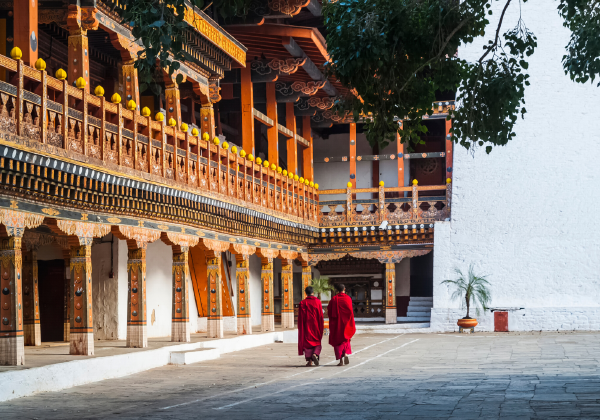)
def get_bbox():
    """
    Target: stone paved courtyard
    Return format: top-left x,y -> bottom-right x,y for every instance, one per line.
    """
2,332 -> 600,419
